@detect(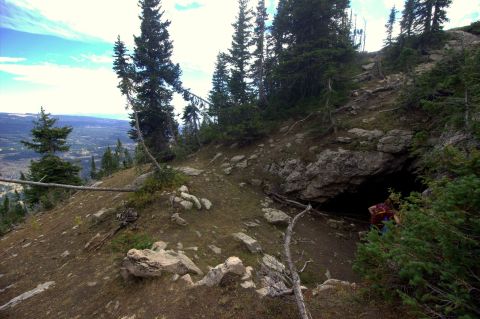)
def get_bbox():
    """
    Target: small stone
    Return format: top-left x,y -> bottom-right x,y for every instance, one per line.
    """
176,167 -> 204,176
248,154 -> 258,160
171,213 -> 188,226
262,208 -> 291,226
232,232 -> 262,253
60,250 -> 70,258
250,179 -> 262,186
178,185 -> 189,193
172,274 -> 180,281
208,245 -> 222,255
180,192 -> 202,210
200,198 -> 212,210
179,274 -> 194,287
152,241 -> 168,251
223,167 -> 233,175
240,280 -> 256,289
230,155 -> 246,163
177,242 -> 183,250
87,282 -> 97,287
236,160 -> 248,169
195,231 -> 202,238
262,254 -> 286,273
